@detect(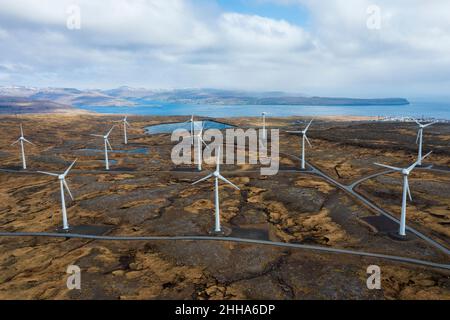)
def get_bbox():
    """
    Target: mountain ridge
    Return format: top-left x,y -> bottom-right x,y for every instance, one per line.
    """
0,86 -> 410,114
